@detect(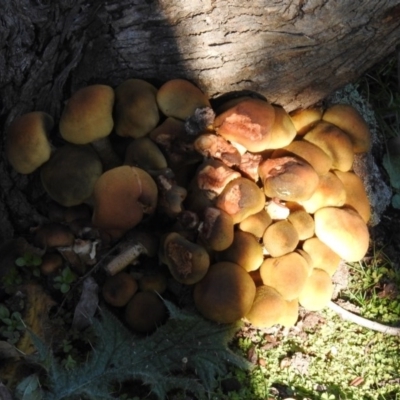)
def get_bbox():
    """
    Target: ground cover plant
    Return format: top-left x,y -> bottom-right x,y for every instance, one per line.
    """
1,52 -> 400,400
